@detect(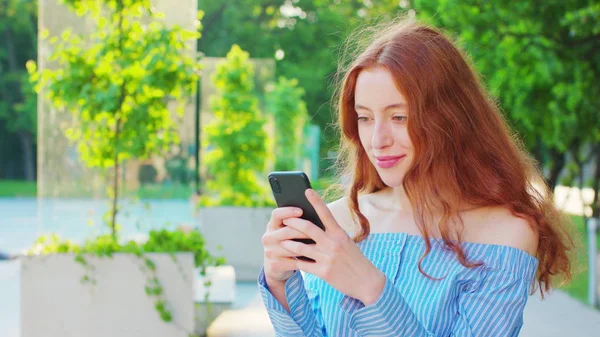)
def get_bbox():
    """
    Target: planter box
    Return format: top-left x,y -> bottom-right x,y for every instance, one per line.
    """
195,265 -> 236,334
21,253 -> 234,337
199,207 -> 272,281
